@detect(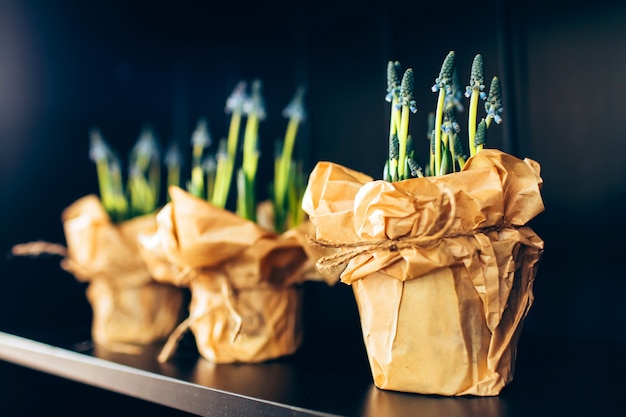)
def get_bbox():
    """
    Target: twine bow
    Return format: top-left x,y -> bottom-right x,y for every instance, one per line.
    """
307,188 -> 514,273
